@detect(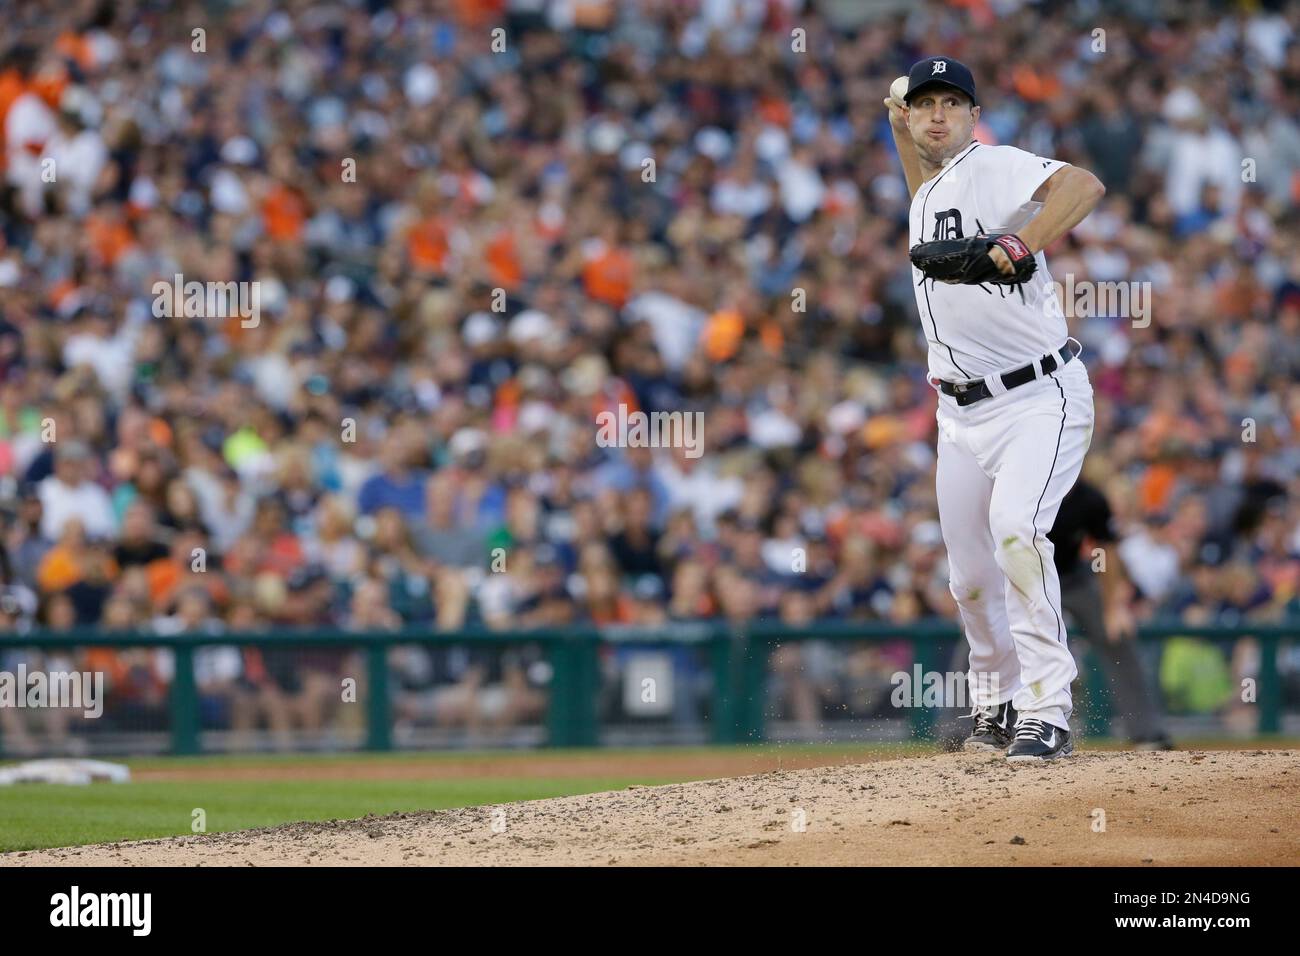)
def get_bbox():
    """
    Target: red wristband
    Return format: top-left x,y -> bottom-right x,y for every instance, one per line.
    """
993,234 -> 1032,263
